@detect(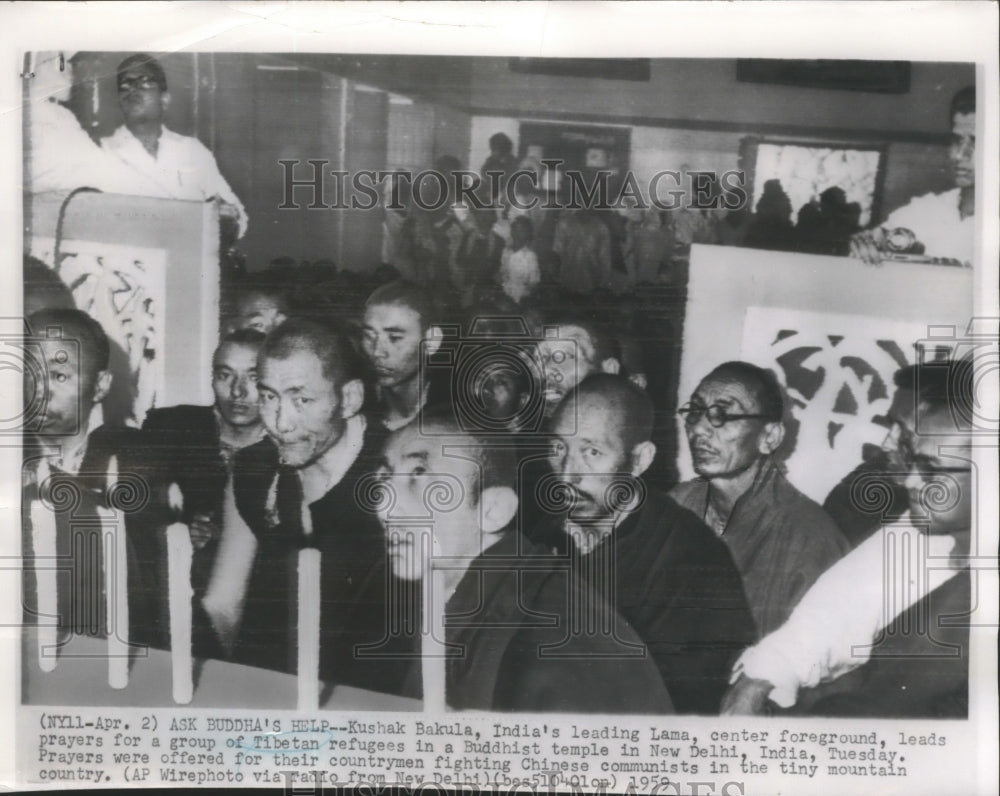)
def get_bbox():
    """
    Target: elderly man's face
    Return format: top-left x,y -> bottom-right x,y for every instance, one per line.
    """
117,62 -> 166,125
949,111 -> 975,189
257,349 -> 347,468
549,393 -> 636,522
685,377 -> 770,480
